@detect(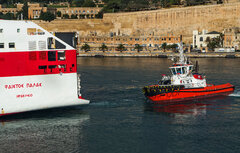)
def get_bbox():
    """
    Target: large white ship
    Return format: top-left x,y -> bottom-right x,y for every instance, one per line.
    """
0,20 -> 89,116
